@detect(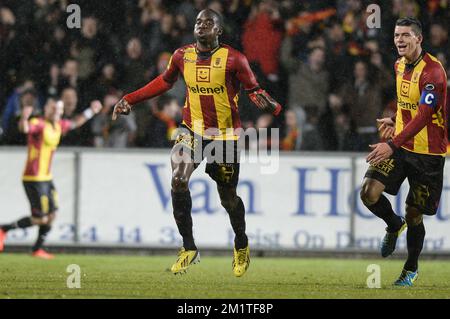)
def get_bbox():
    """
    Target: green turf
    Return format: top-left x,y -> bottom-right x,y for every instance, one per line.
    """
0,253 -> 449,298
